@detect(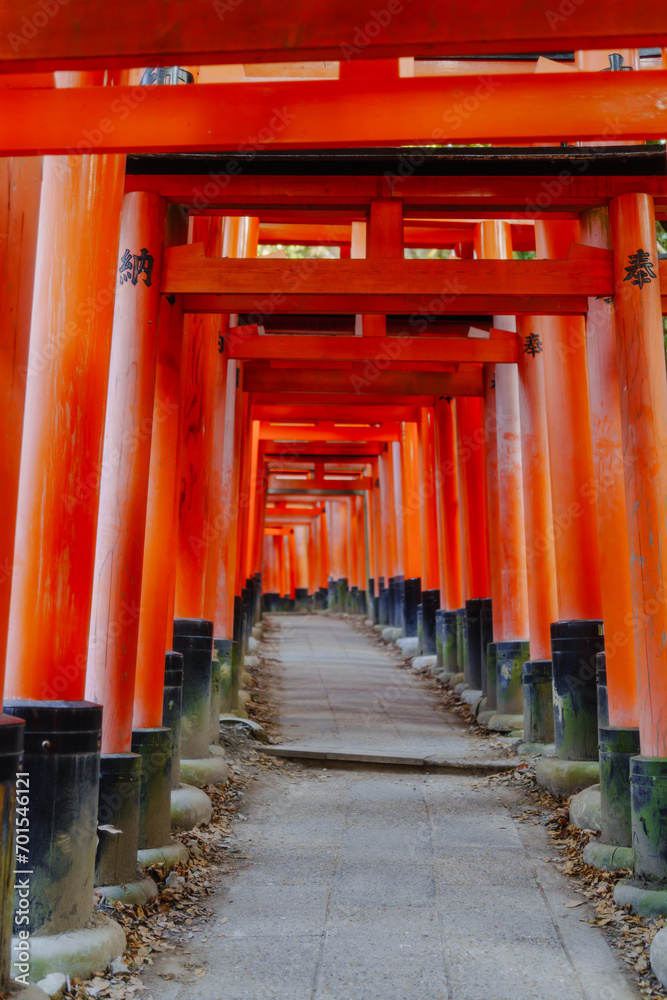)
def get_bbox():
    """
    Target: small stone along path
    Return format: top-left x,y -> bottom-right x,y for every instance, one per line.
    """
144,614 -> 639,1000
